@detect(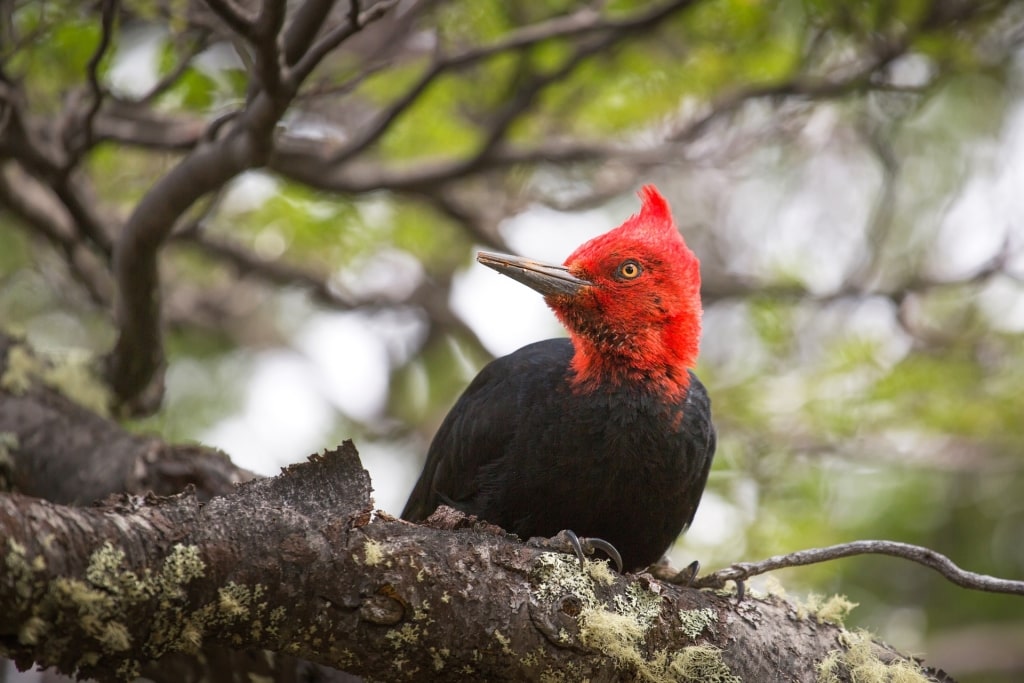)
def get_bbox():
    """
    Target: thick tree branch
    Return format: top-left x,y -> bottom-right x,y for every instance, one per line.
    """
0,441 -> 950,683
0,332 -> 251,504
